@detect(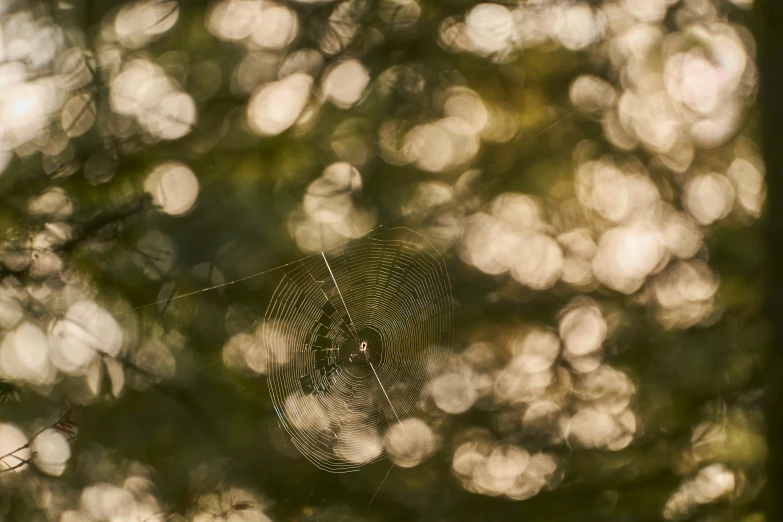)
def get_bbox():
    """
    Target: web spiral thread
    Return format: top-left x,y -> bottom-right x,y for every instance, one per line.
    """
264,227 -> 453,472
